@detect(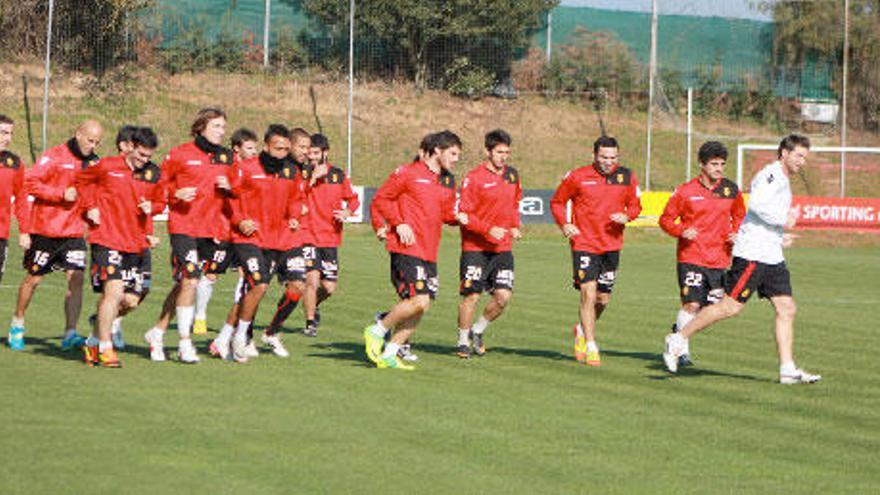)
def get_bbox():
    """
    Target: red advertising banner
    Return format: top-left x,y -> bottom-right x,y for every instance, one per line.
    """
791,196 -> 880,232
